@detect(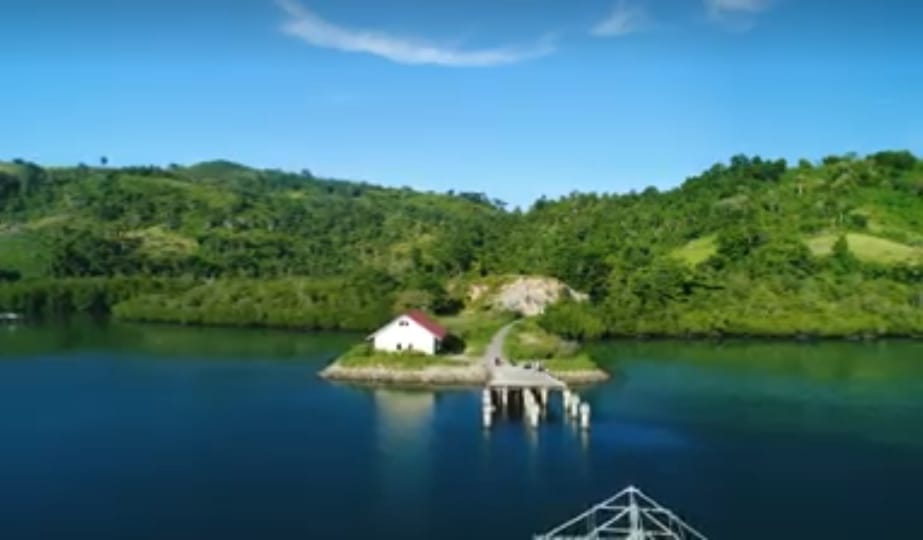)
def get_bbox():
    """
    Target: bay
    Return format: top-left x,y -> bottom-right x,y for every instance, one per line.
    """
1,321 -> 922,539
